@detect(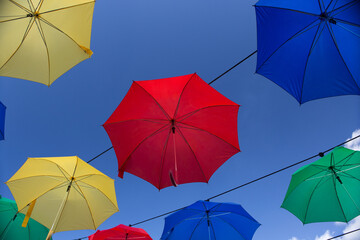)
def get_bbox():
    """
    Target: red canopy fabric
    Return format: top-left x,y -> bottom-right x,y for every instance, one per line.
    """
88,224 -> 152,240
104,73 -> 240,189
